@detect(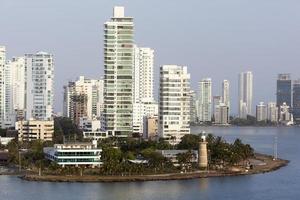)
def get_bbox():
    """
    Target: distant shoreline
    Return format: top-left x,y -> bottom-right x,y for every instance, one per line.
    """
20,153 -> 289,183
